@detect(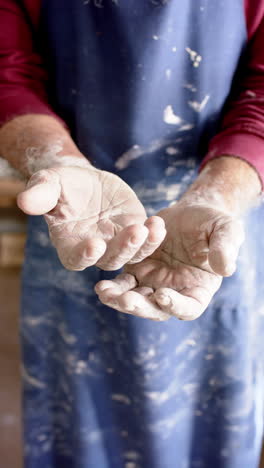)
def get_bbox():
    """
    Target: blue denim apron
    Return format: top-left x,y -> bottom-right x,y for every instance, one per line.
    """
21,1 -> 264,467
